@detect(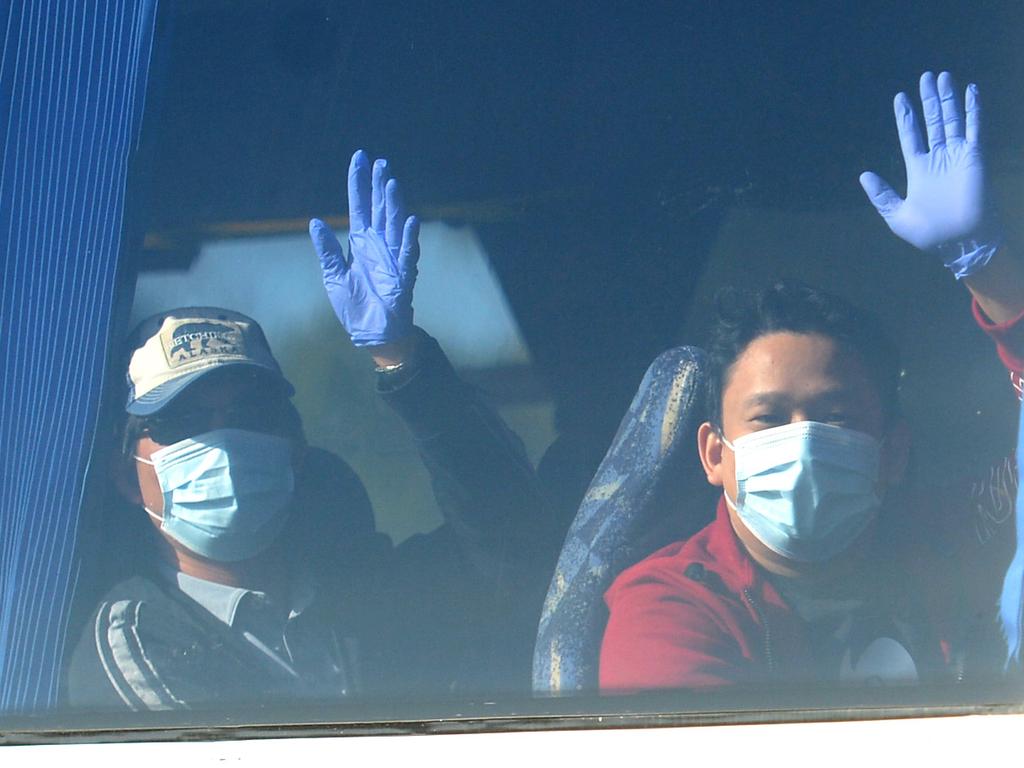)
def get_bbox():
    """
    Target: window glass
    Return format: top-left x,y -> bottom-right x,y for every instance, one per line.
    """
5,0 -> 1024,740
